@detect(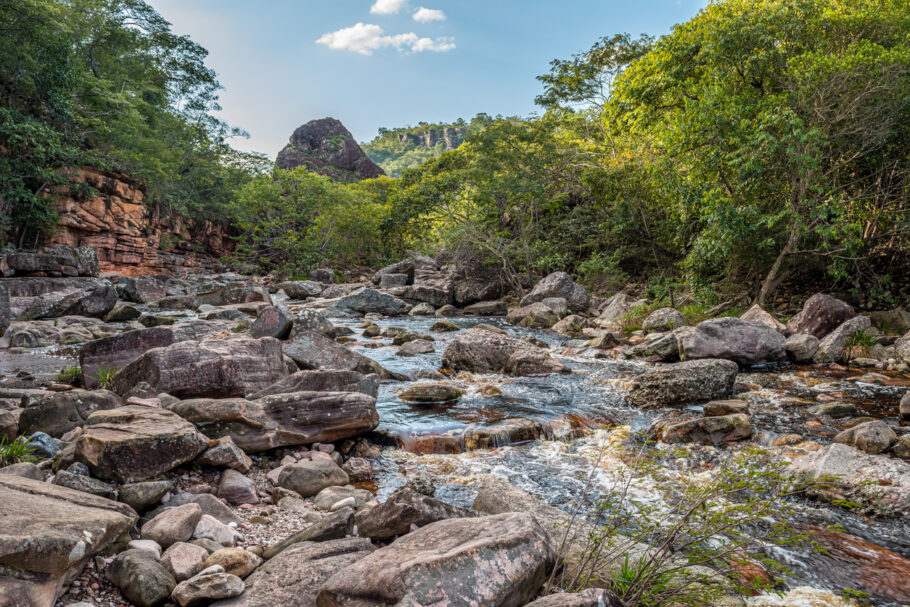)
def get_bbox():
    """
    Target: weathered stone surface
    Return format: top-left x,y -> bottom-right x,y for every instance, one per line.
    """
18,389 -> 121,437
354,486 -> 473,540
51,469 -> 117,499
740,304 -> 786,334
8,277 -> 117,320
464,300 -> 508,316
785,333 -> 820,363
279,280 -> 325,299
790,443 -> 910,516
897,331 -> 910,365
833,420 -> 897,455
807,402 -> 857,418
169,391 -> 378,453
197,437 -> 252,472
703,400 -> 750,416
330,288 -> 412,316
107,549 -> 176,607
283,330 -> 384,376
211,538 -> 375,607
142,503 -> 203,547
249,369 -> 379,400
662,413 -> 752,445
112,337 -> 288,399
442,327 -> 568,376
787,293 -> 855,338
520,272 -> 589,313
626,331 -> 680,362
678,317 -> 786,366
251,305 -> 292,340
506,302 -> 559,329
597,293 -> 646,323
318,512 -> 557,607
627,359 -> 739,409
278,458 -> 349,497
104,301 -> 142,322
276,118 -> 384,182
218,469 -> 258,505
193,284 -> 270,308
74,406 -> 209,482
0,462 -> 43,481
119,276 -> 166,304
161,542 -> 210,582
525,589 -> 626,607
398,382 -> 462,403
194,514 -> 242,547
290,309 -> 336,337
1,246 -> 99,277
201,548 -> 262,579
372,260 -> 415,286
119,480 -> 174,512
397,339 -> 434,356
643,307 -> 686,332
901,392 -> 910,421
813,316 -> 872,363
0,282 -> 10,336
262,507 -> 355,559
172,572 -> 244,607
313,485 -> 372,511
79,321 -> 223,388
